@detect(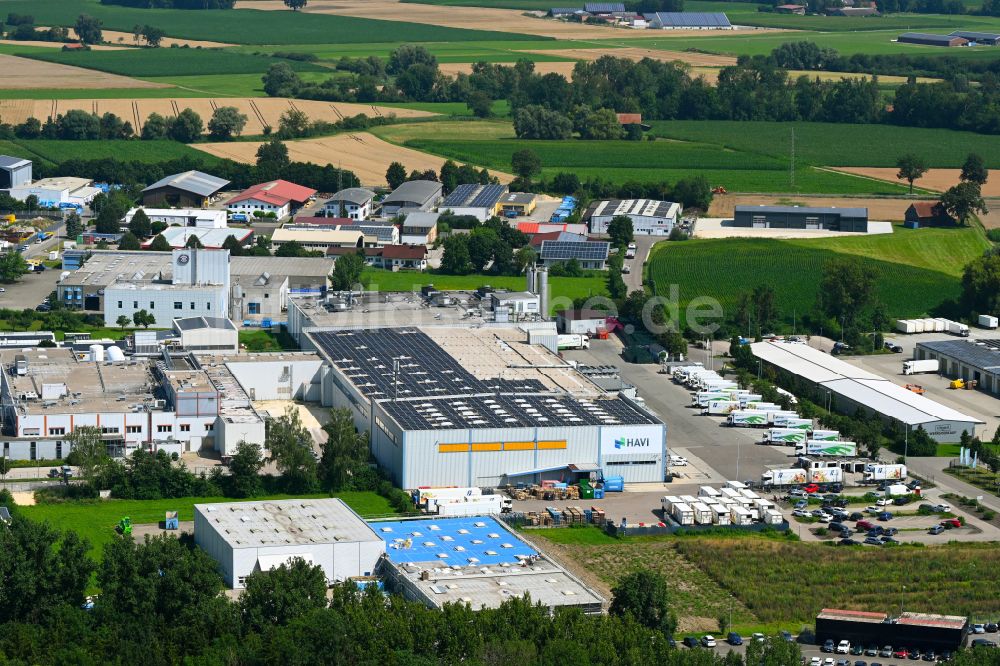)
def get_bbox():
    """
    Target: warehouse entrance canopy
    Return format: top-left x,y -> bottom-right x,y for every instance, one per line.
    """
506,462 -> 600,478
255,553 -> 315,572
